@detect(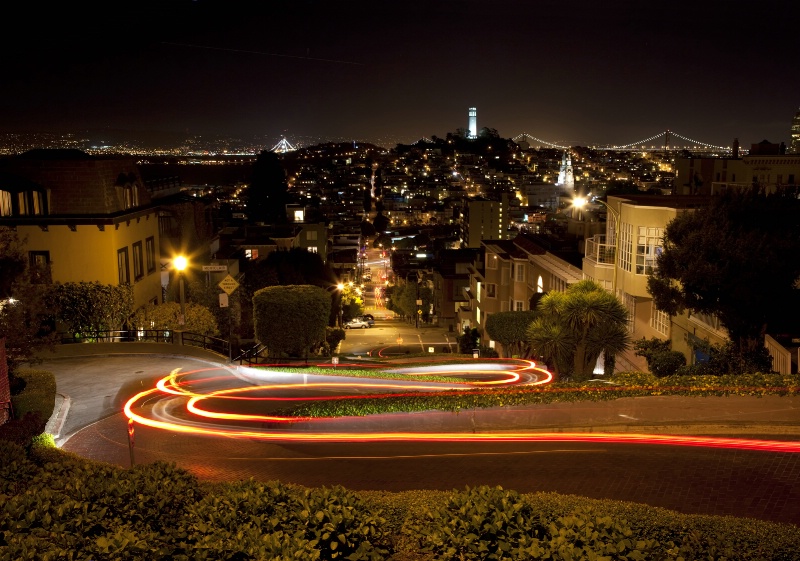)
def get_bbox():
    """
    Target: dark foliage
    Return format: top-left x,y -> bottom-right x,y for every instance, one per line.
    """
648,188 -> 800,361
0,411 -> 45,449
